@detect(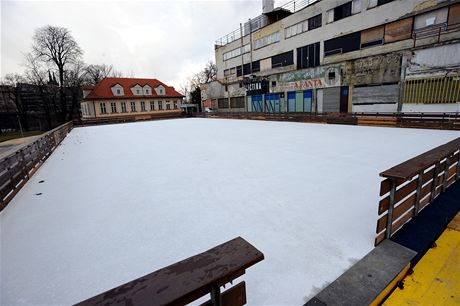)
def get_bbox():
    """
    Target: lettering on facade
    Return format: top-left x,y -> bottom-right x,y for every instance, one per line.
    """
286,79 -> 324,90
244,79 -> 269,95
344,53 -> 401,84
